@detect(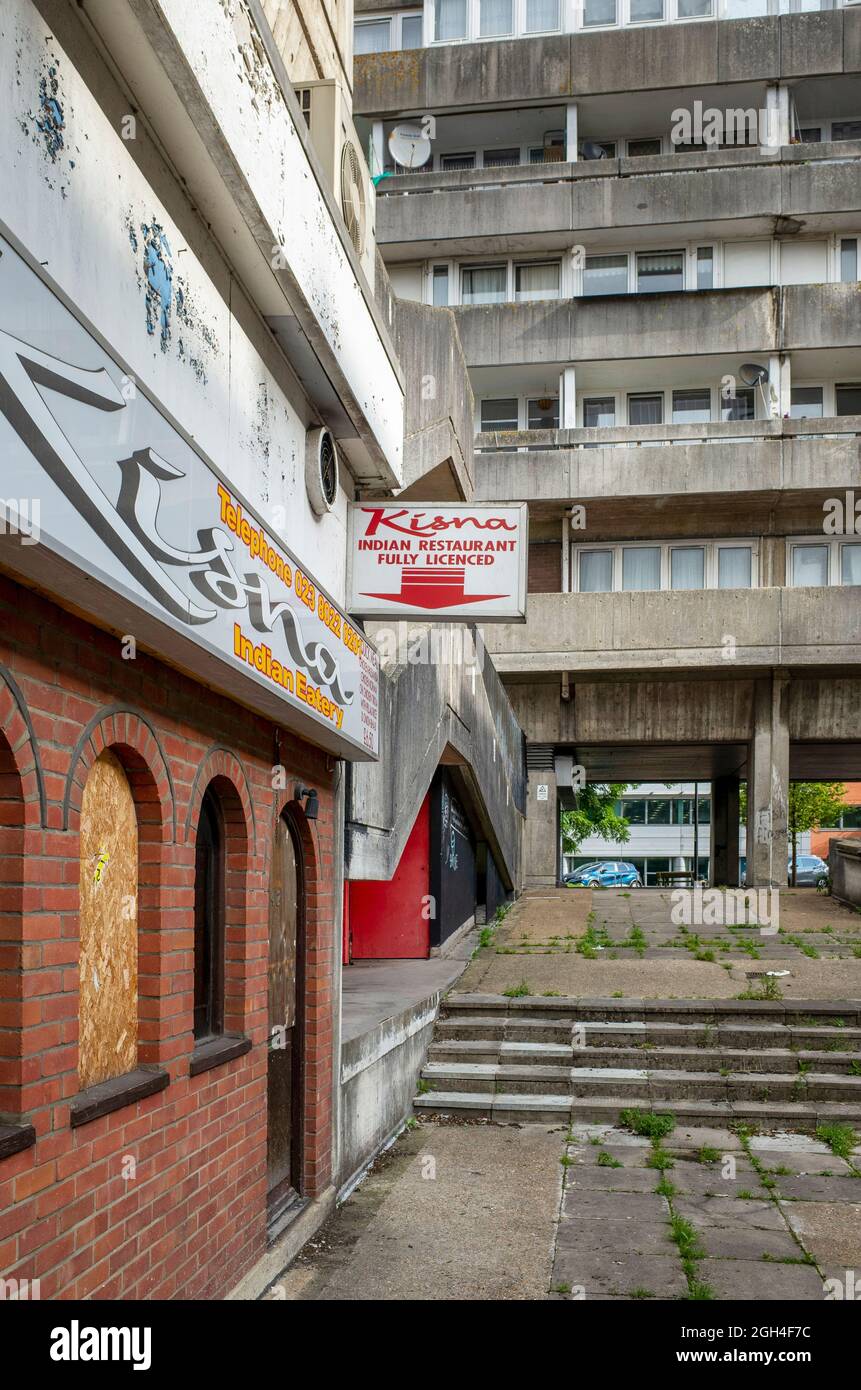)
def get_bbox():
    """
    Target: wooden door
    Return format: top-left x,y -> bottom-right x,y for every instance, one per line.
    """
267,813 -> 303,1211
